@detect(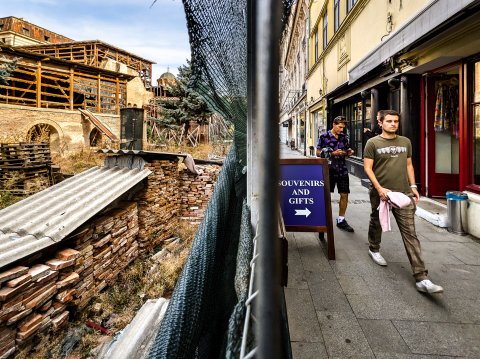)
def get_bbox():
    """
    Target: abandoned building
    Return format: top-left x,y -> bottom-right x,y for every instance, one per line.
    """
0,16 -> 155,153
